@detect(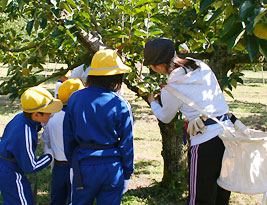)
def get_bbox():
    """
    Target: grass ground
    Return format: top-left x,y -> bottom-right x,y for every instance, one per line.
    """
0,66 -> 266,204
